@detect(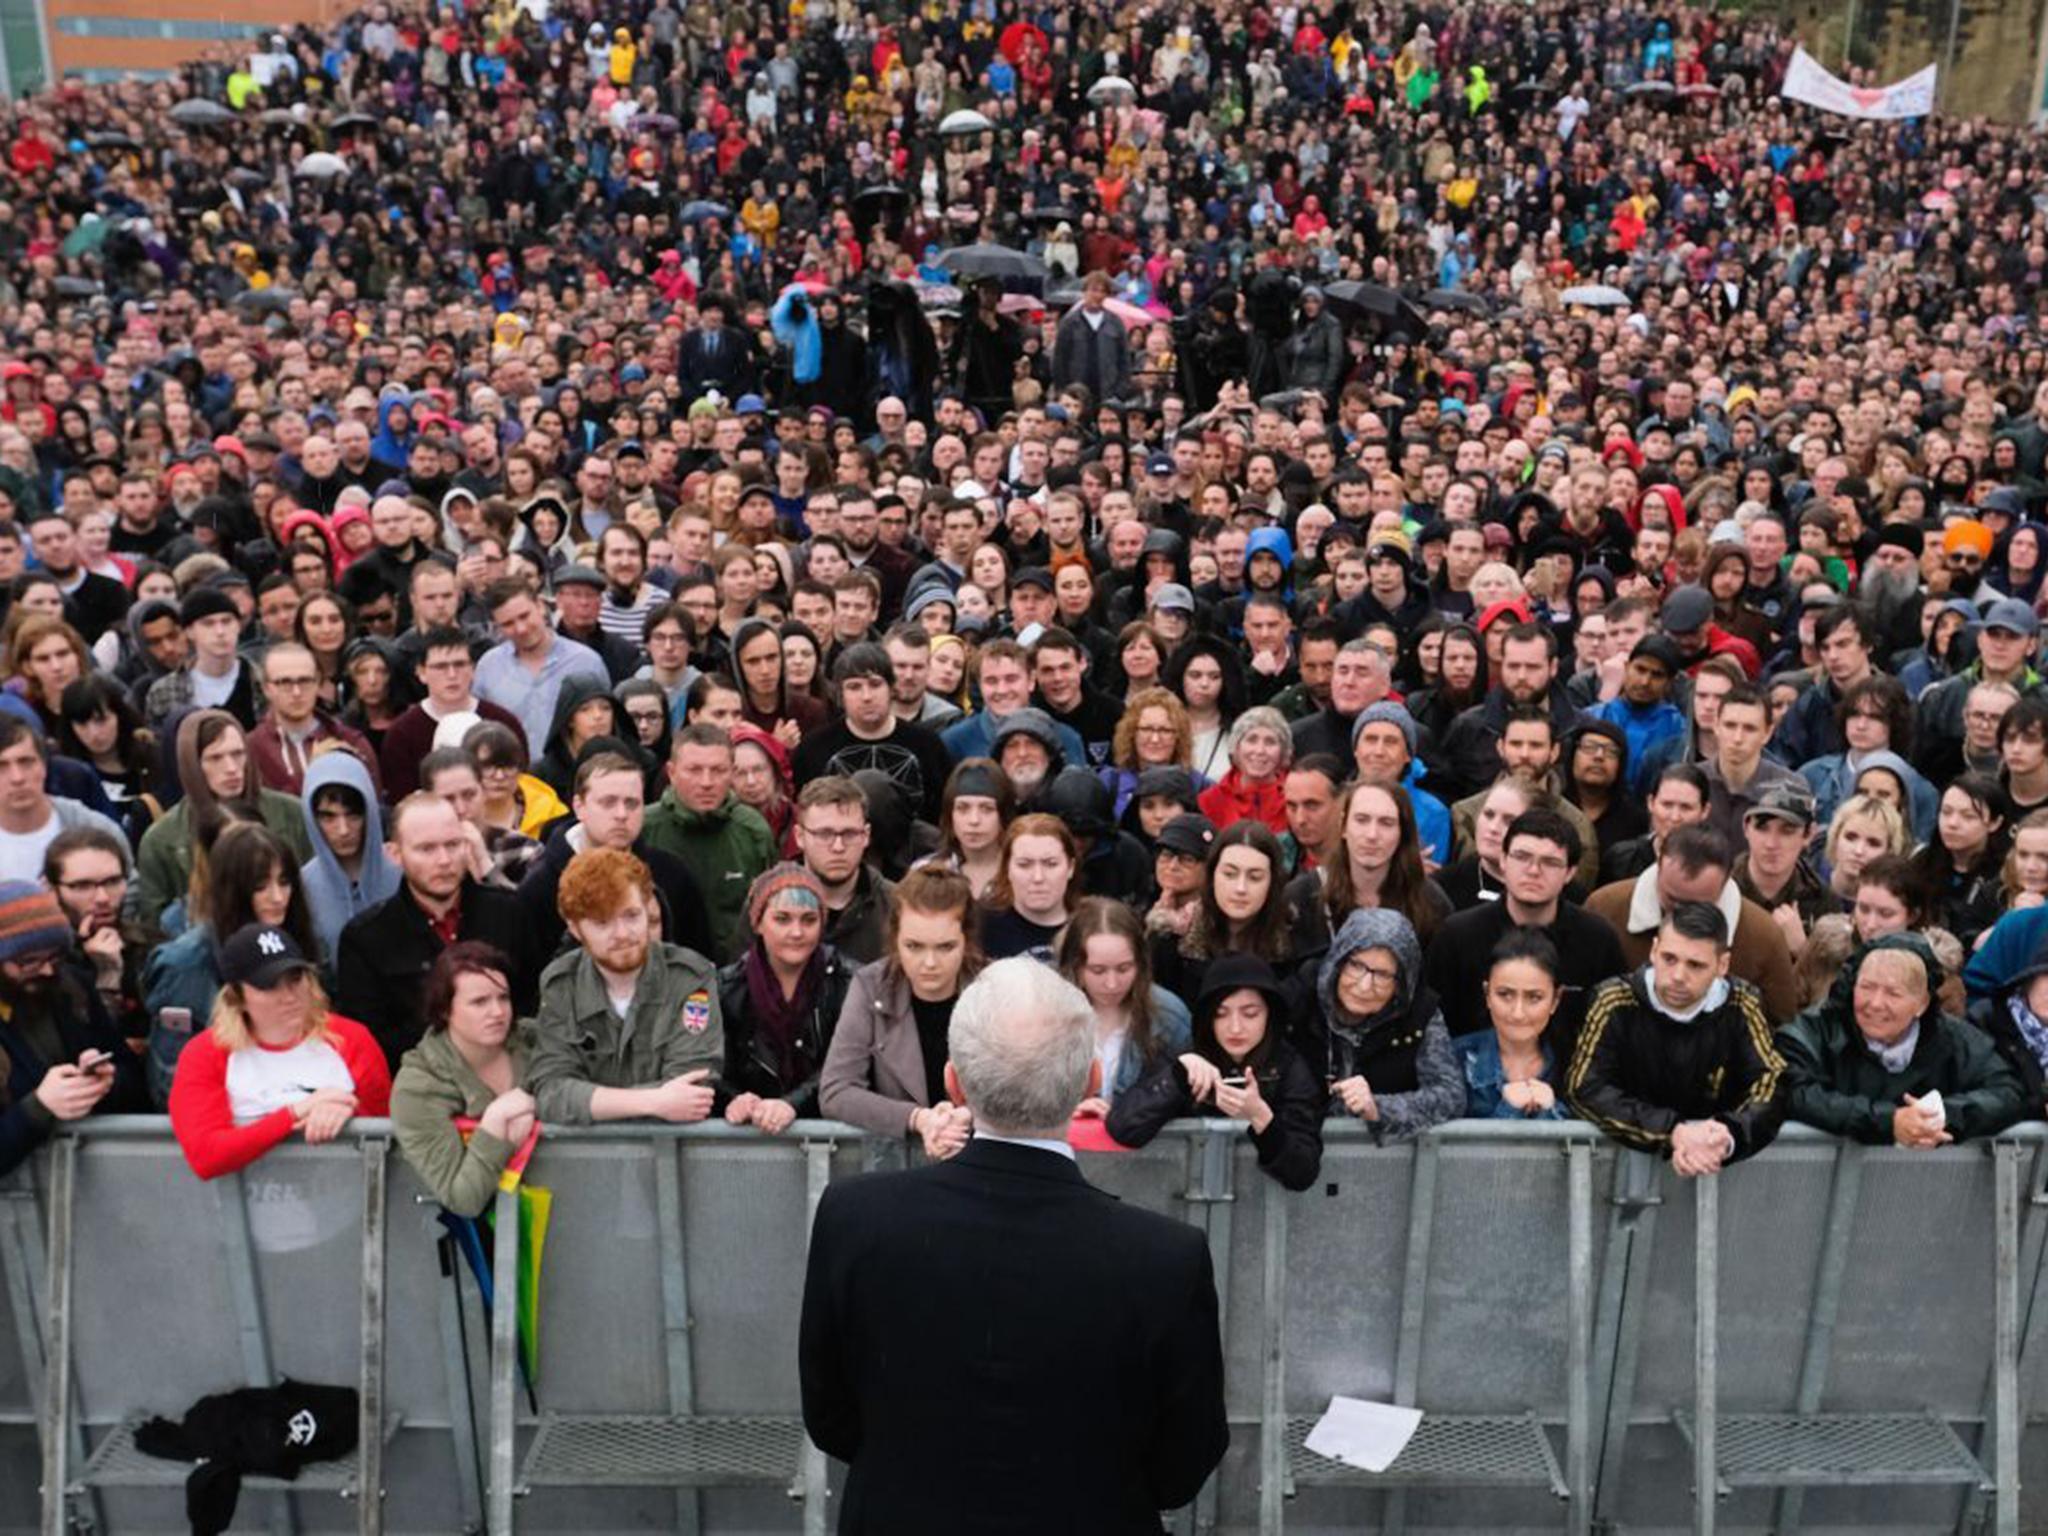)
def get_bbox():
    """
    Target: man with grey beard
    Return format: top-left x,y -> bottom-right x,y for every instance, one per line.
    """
1859,527 -> 1926,657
